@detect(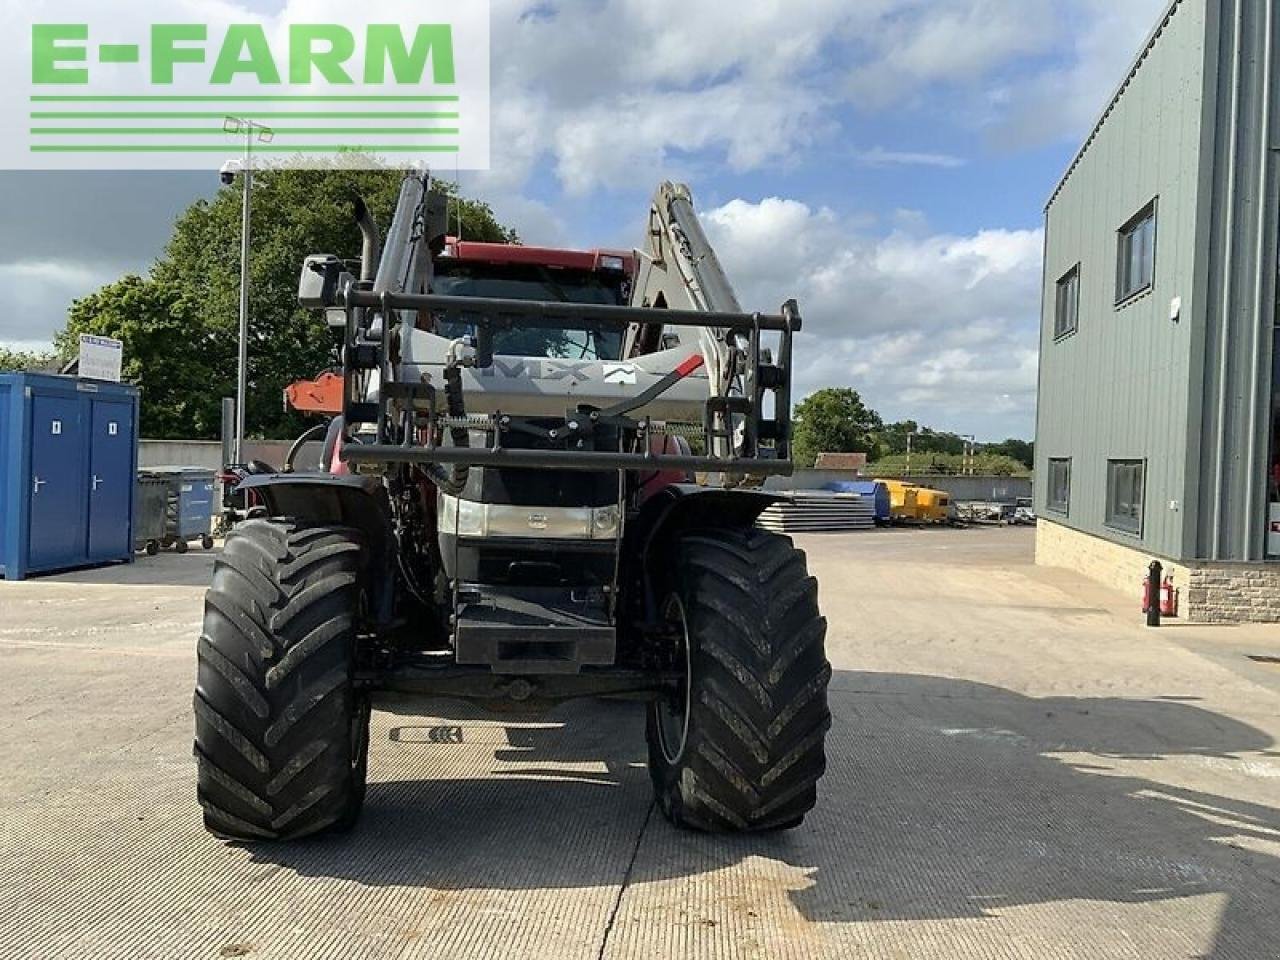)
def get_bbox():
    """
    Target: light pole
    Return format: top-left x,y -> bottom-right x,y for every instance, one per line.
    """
906,430 -> 918,476
961,434 -> 977,476
222,117 -> 273,465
